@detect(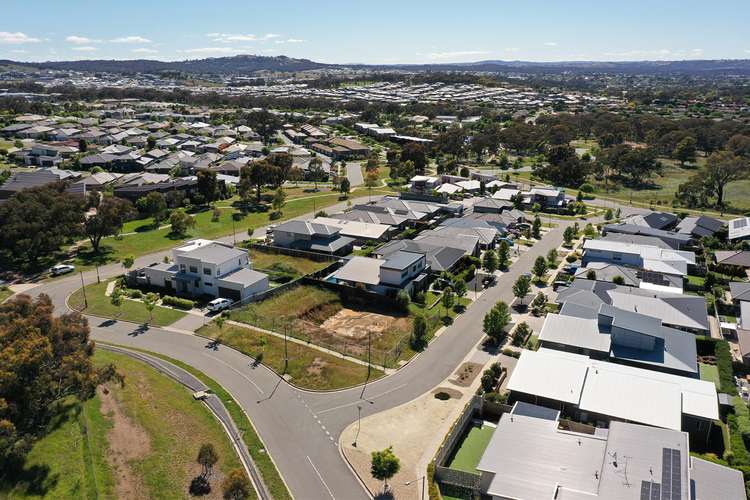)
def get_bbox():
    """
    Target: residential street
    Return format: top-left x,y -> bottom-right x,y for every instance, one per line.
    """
22,204 -> 576,500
